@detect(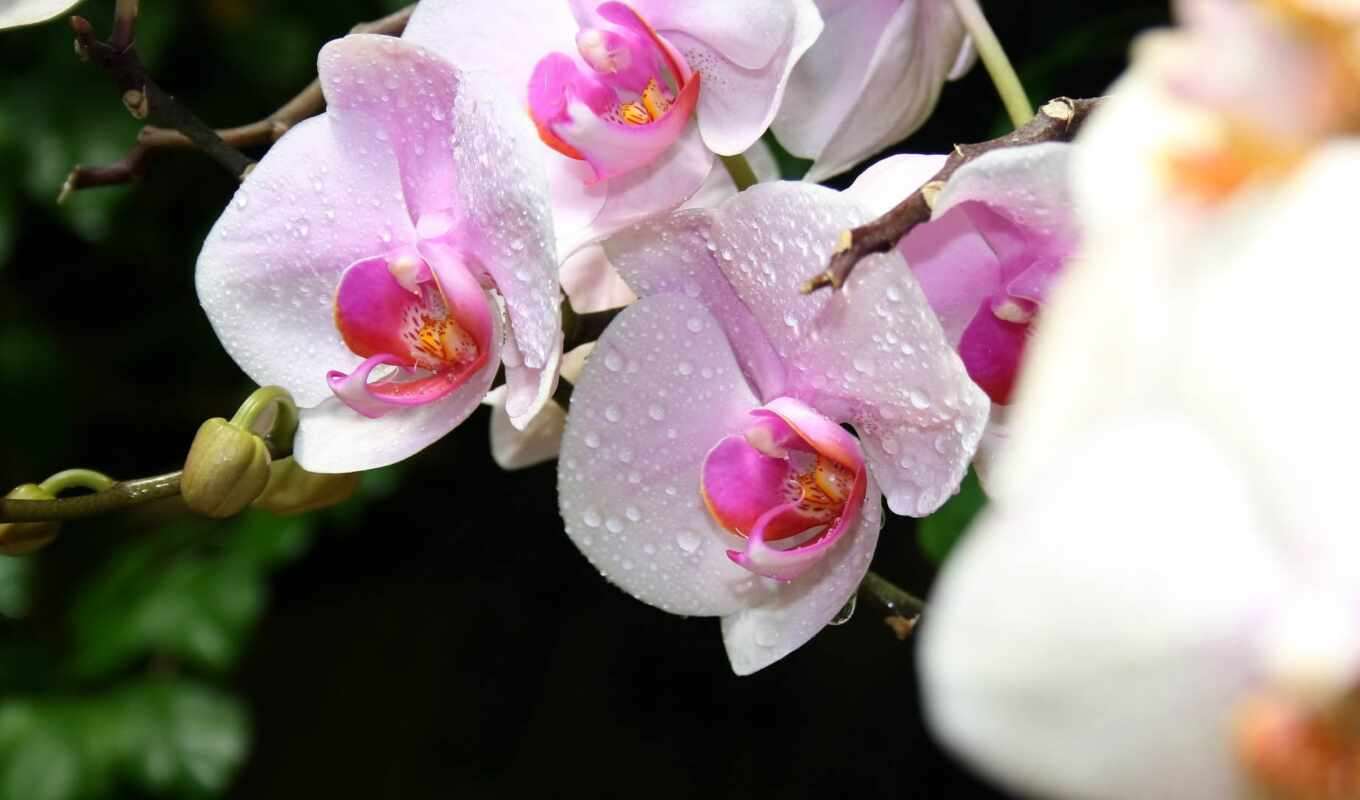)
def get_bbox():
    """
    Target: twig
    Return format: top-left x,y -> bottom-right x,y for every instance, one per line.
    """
61,4 -> 416,200
802,96 -> 1102,293
69,9 -> 253,183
